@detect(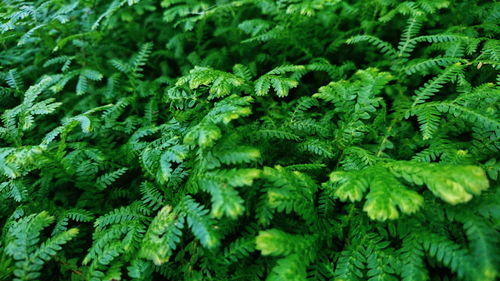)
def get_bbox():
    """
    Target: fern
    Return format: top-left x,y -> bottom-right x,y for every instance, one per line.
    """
95,168 -> 128,191
138,205 -> 184,265
3,211 -> 78,281
198,168 -> 260,219
347,35 -> 398,59
222,235 -> 255,264
0,1 -> 498,280
5,69 -> 23,91
180,196 -> 219,249
410,63 -> 465,108
405,57 -> 466,75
